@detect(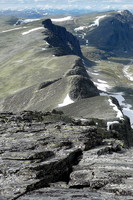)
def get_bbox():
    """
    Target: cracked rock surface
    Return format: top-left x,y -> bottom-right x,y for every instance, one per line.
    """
0,111 -> 133,200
